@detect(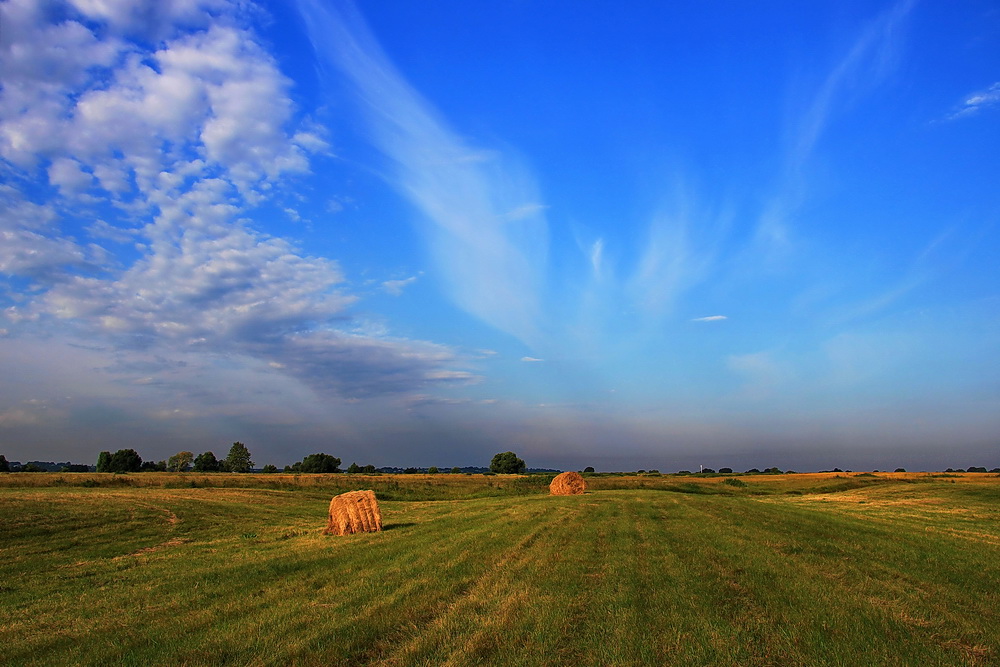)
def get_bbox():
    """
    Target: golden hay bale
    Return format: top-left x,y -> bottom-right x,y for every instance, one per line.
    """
549,471 -> 587,495
324,489 -> 383,535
